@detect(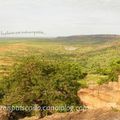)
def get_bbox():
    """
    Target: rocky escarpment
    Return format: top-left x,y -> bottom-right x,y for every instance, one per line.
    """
78,79 -> 120,109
